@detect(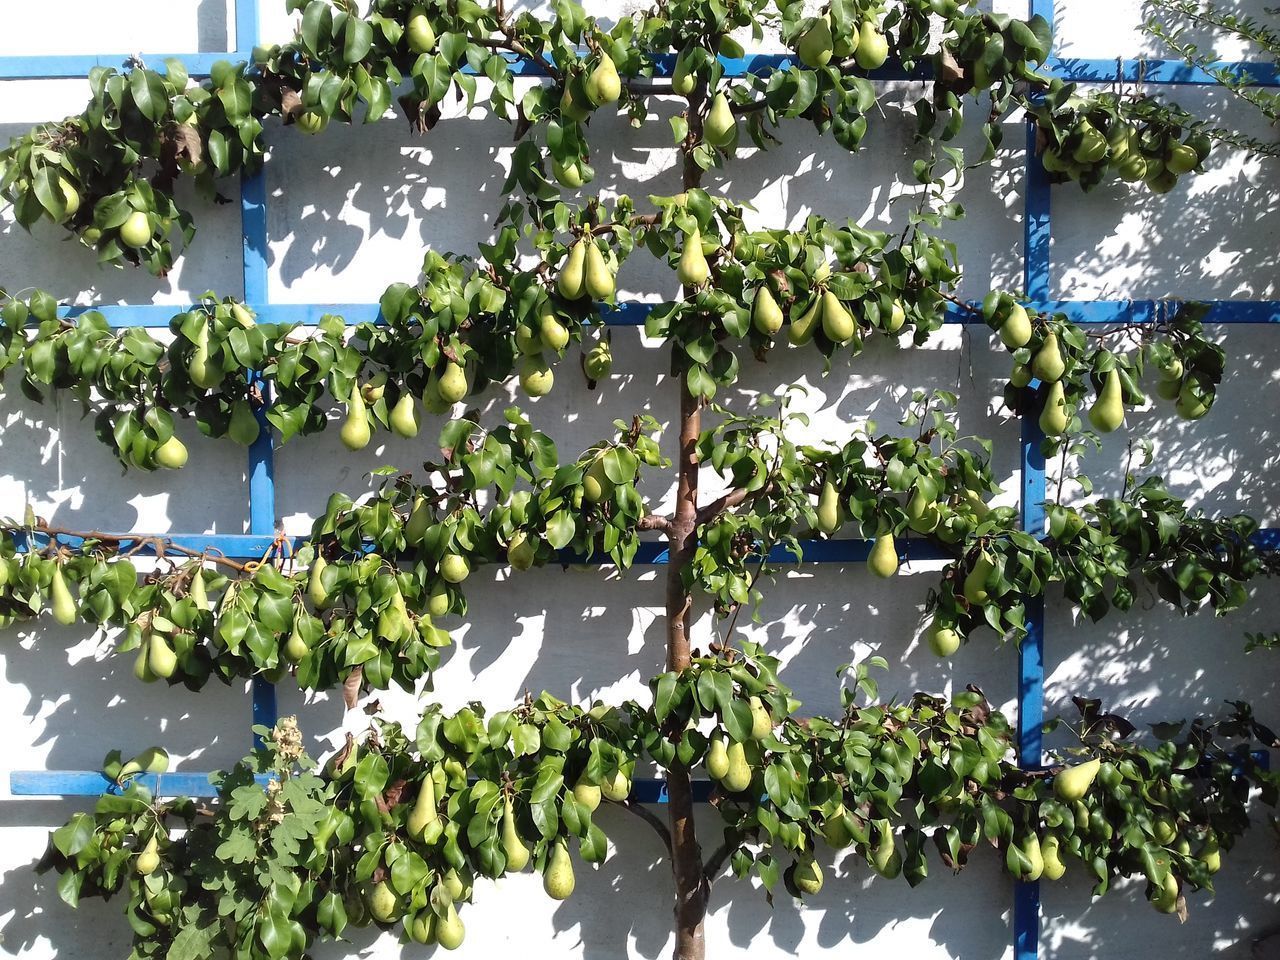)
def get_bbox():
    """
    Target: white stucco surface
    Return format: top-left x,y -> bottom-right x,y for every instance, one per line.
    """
1,2 -> 1278,958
